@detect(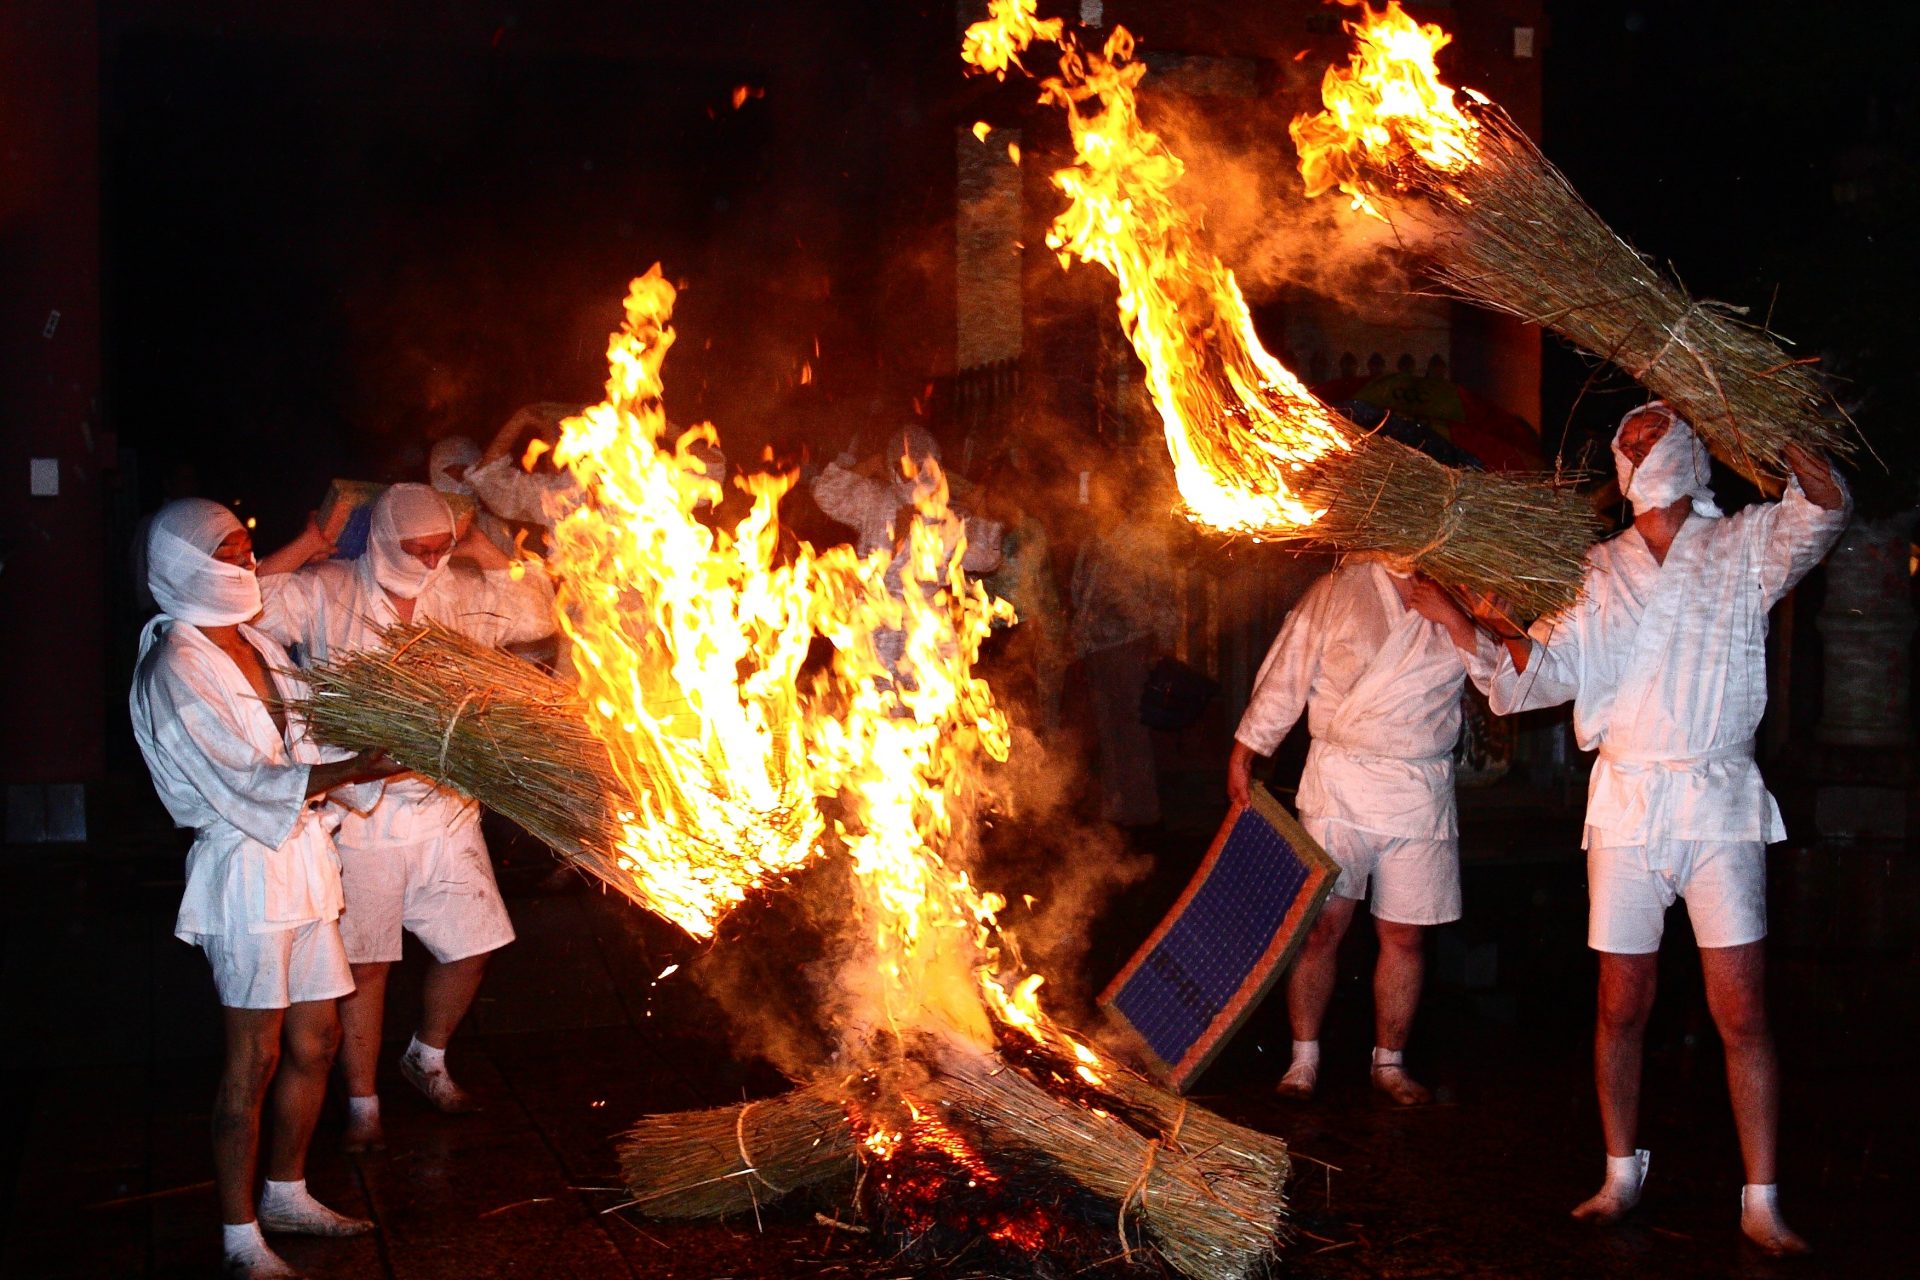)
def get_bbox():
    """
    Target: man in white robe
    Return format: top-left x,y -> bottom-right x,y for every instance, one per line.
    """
812,425 -> 1004,562
131,498 -> 396,1279
1228,559 -> 1480,1105
257,484 -> 556,1151
1418,404 -> 1848,1253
